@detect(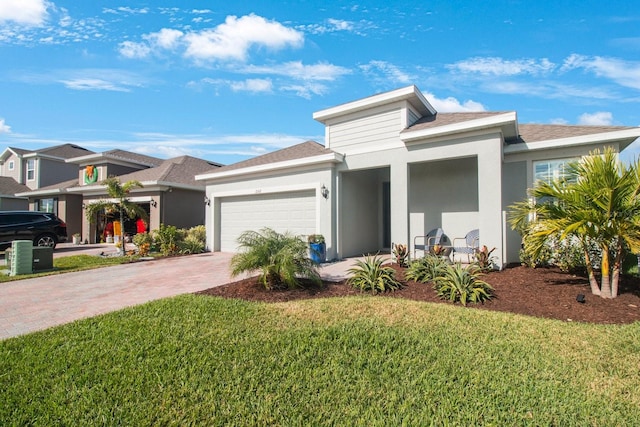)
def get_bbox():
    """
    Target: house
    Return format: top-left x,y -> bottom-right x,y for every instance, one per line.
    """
17,149 -> 222,242
196,85 -> 640,268
0,144 -> 95,212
